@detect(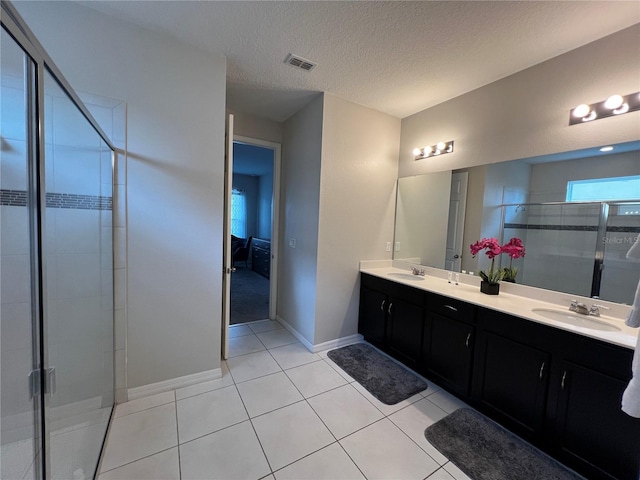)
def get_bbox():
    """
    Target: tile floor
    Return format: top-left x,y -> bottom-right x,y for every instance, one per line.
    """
97,320 -> 472,480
